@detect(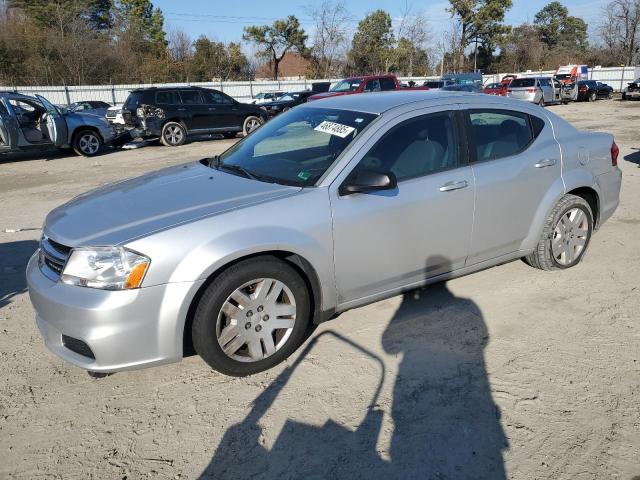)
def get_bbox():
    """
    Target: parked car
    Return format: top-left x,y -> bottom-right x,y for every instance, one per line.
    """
507,77 -> 563,106
0,92 -> 116,156
27,91 -> 621,377
121,86 -> 267,146
622,77 -> 640,100
307,75 -> 400,101
577,81 -> 613,101
442,83 -> 482,93
483,82 -> 508,96
250,91 -> 285,105
66,101 -> 111,117
554,65 -> 589,102
259,90 -> 315,117
423,80 -> 445,89
105,105 -> 125,126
